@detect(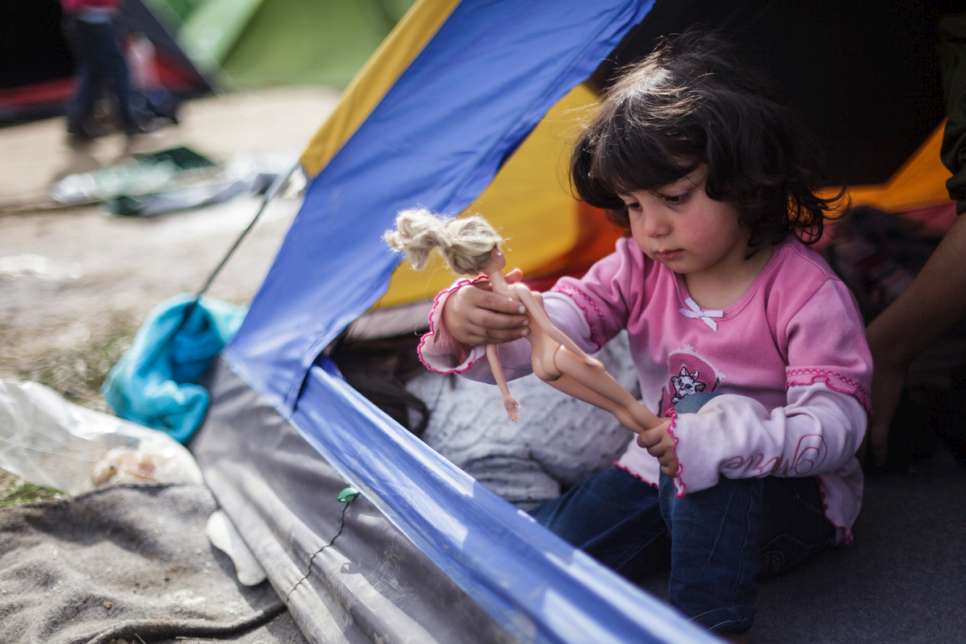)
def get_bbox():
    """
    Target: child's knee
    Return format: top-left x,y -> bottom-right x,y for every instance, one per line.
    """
664,480 -> 763,635
660,474 -> 764,526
